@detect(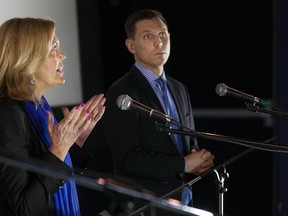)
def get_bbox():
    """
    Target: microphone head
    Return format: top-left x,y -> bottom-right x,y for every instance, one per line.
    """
116,94 -> 132,110
215,83 -> 228,96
